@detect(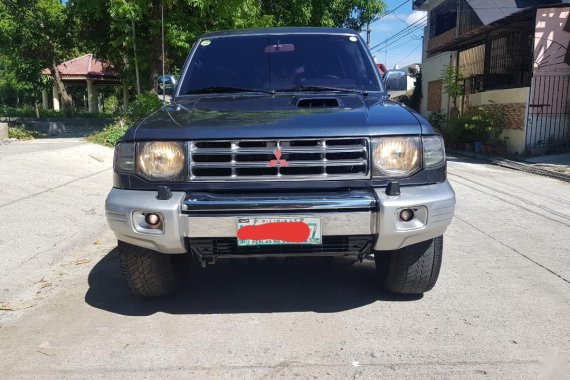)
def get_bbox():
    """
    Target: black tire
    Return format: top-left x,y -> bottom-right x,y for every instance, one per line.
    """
118,241 -> 189,297
375,236 -> 443,294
